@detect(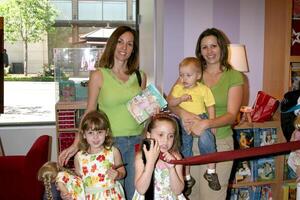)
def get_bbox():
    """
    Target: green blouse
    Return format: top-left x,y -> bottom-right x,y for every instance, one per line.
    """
204,69 -> 243,139
97,68 -> 143,137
